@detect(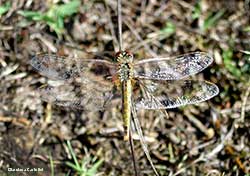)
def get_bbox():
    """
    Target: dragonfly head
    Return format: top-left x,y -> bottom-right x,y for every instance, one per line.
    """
114,50 -> 133,63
